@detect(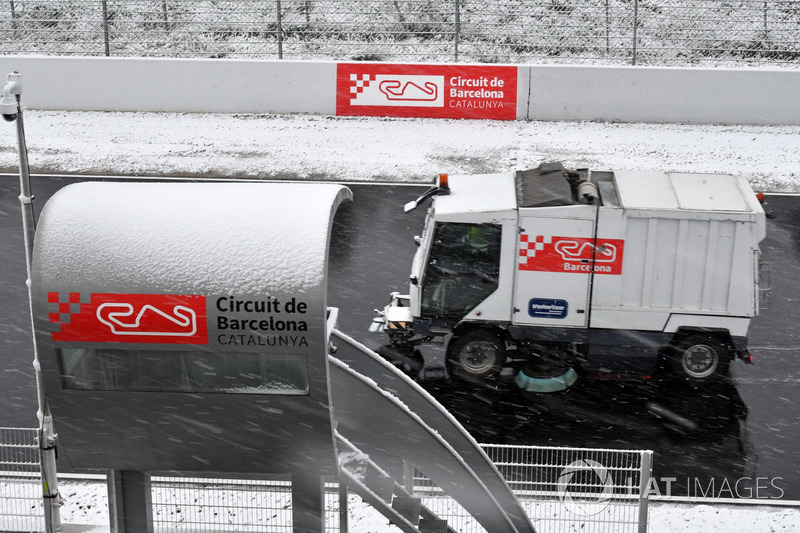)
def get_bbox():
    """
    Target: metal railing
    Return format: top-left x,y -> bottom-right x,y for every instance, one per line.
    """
0,0 -> 798,66
417,445 -> 652,533
0,428 -> 42,533
0,427 -> 652,532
